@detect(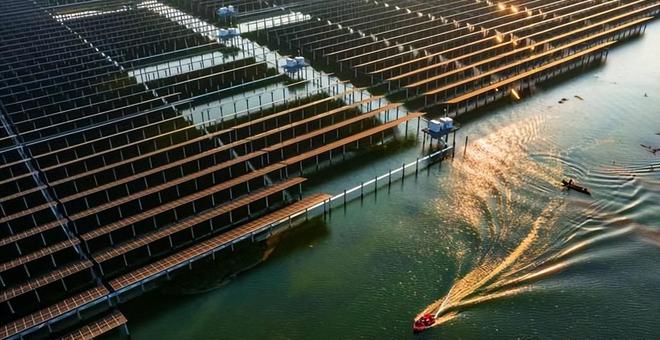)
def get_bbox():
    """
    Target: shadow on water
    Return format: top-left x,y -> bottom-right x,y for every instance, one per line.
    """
120,217 -> 330,322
